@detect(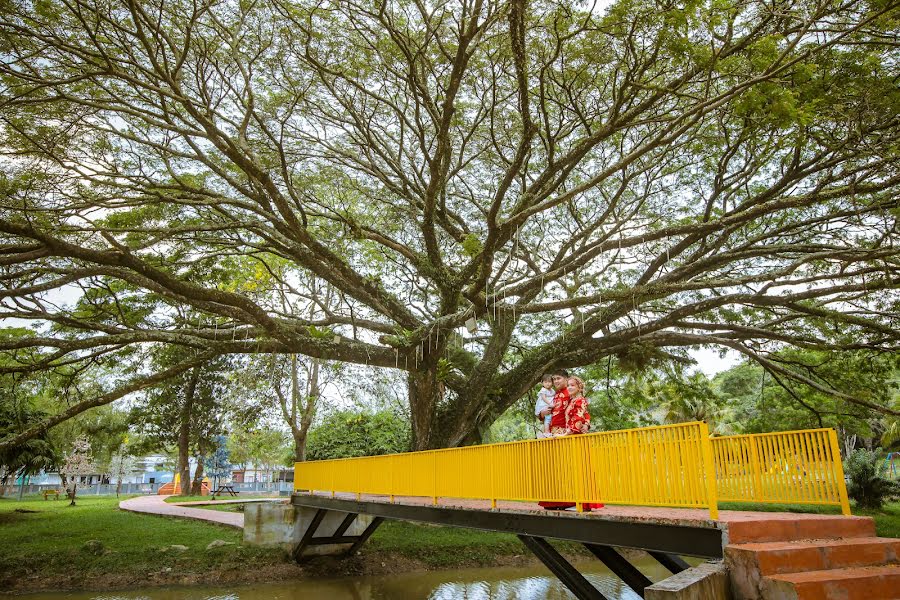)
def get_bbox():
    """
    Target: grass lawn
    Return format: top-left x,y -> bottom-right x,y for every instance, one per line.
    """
0,494 -> 557,591
719,501 -> 900,538
365,520 -> 589,568
0,495 -> 285,591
